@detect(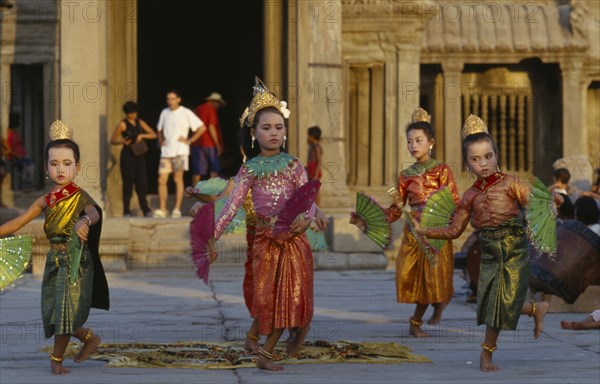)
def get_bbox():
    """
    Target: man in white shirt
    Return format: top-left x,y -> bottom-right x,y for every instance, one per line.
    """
154,90 -> 205,218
